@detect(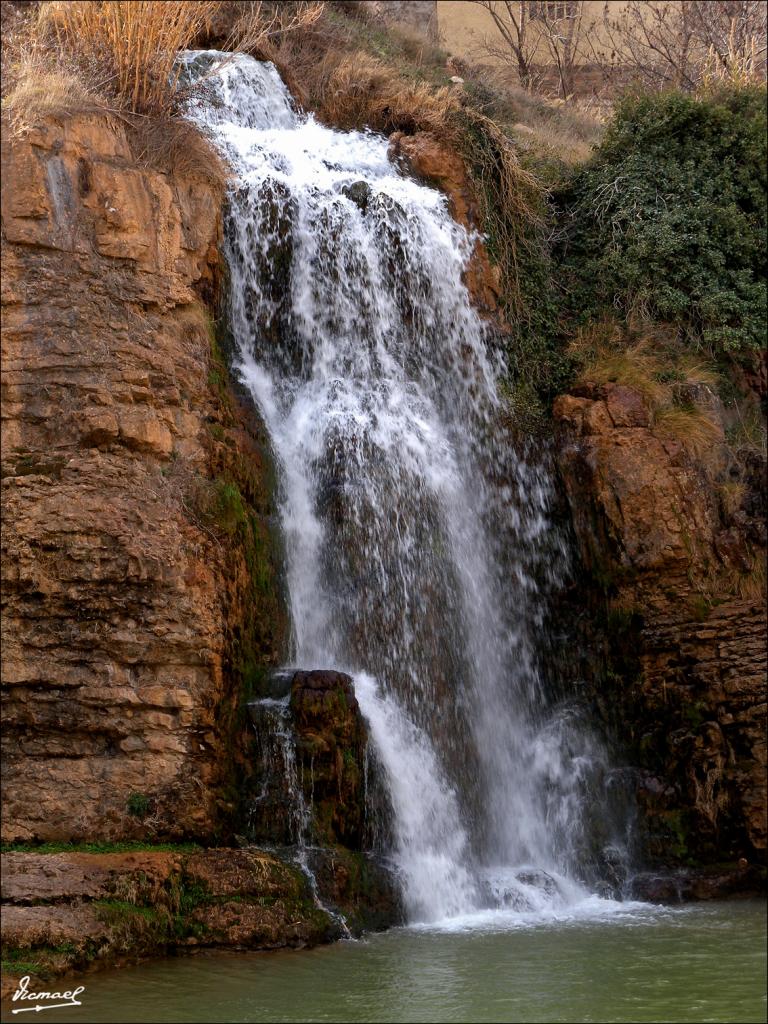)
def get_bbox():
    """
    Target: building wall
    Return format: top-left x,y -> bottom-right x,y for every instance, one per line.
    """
437,0 -> 633,68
